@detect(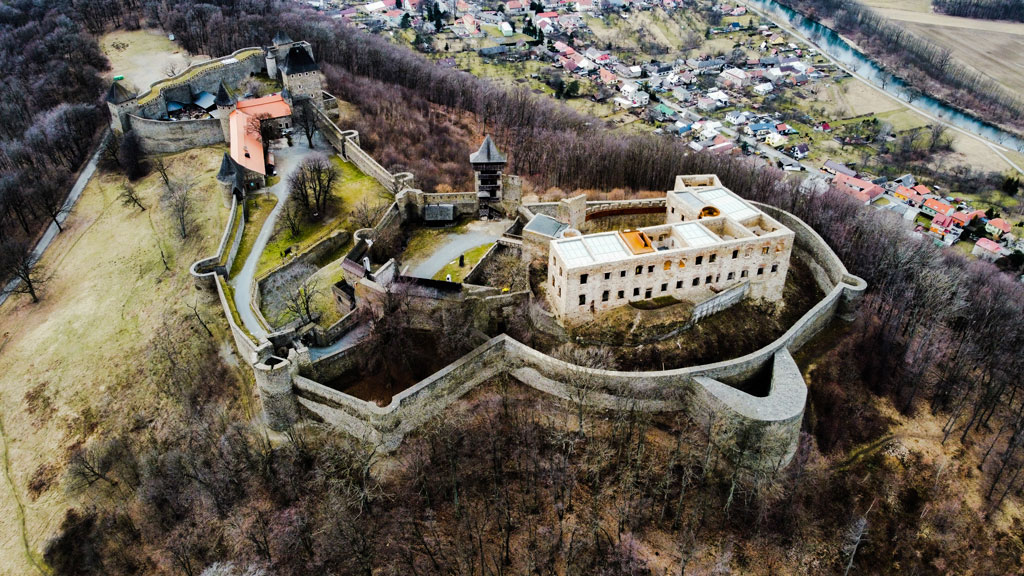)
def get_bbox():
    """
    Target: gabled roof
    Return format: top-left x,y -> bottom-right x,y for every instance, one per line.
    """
987,218 -> 1011,233
923,198 -> 952,214
470,135 -> 506,164
975,237 -> 1002,252
106,81 -> 136,104
281,45 -> 318,75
